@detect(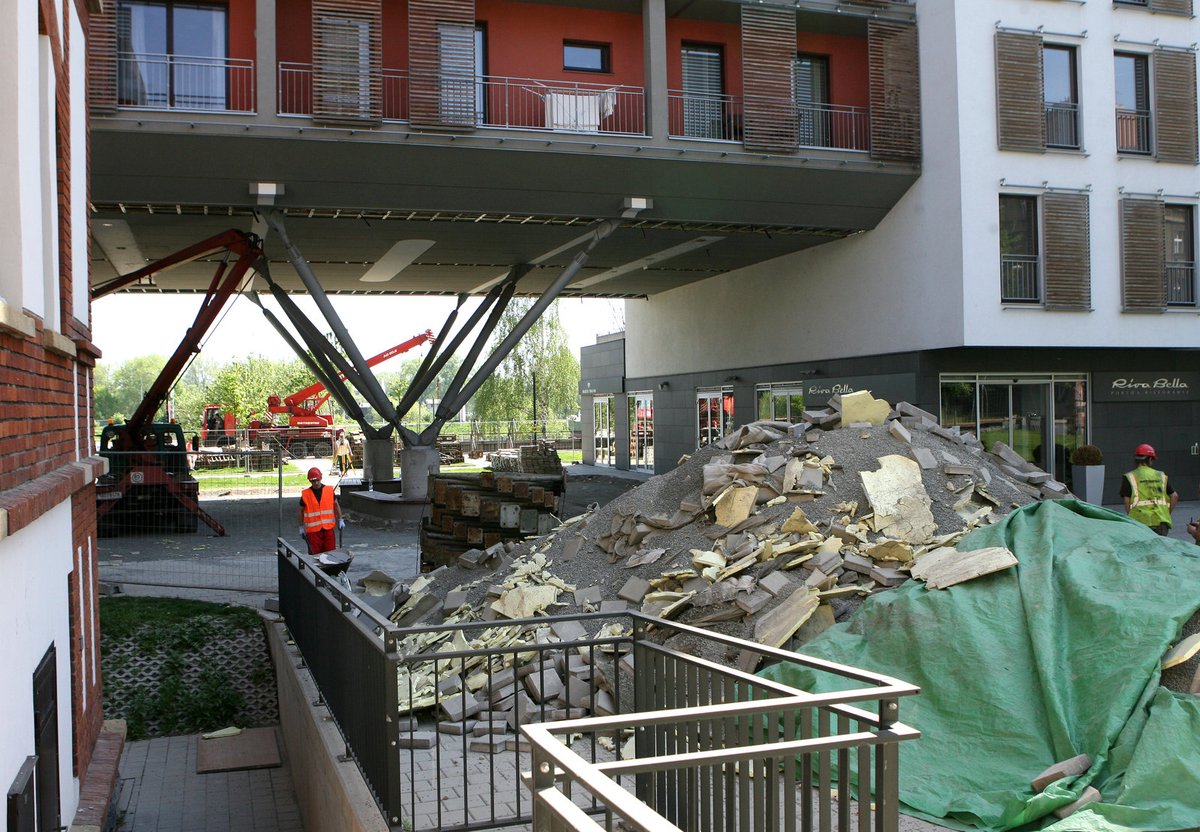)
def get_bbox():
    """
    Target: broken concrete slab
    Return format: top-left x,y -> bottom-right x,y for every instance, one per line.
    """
860,454 -> 938,544
912,447 -> 938,470
840,391 -> 892,426
1032,753 -> 1092,793
714,485 -> 758,528
888,420 -> 912,444
397,732 -> 436,749
573,585 -> 602,607
754,587 -> 820,649
918,546 -> 1019,590
617,576 -> 651,604
757,570 -> 793,597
